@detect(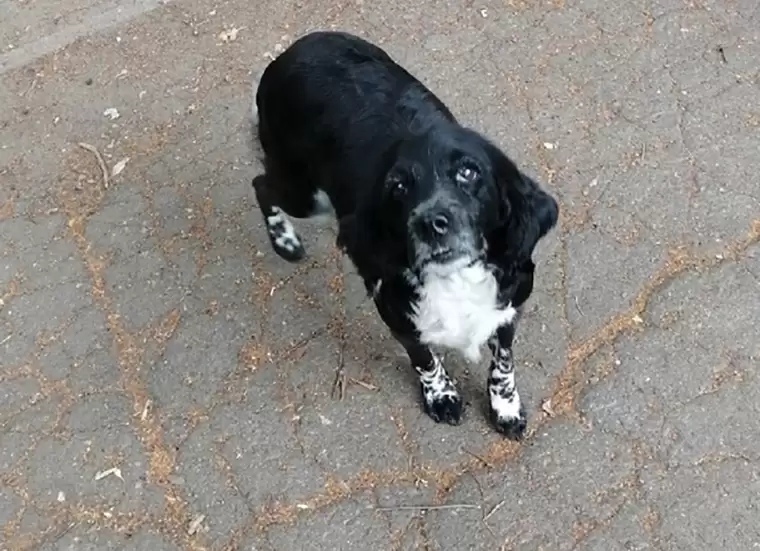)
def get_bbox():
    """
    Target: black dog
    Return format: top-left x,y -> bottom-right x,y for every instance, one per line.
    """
251,31 -> 558,439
